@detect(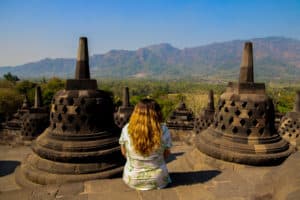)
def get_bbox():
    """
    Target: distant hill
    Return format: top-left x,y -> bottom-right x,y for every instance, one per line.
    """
1,37 -> 300,81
